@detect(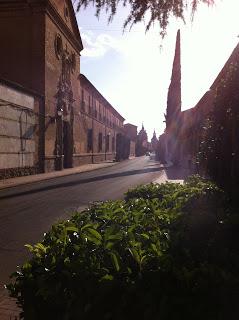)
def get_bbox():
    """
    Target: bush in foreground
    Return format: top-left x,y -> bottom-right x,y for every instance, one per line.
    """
7,176 -> 239,319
